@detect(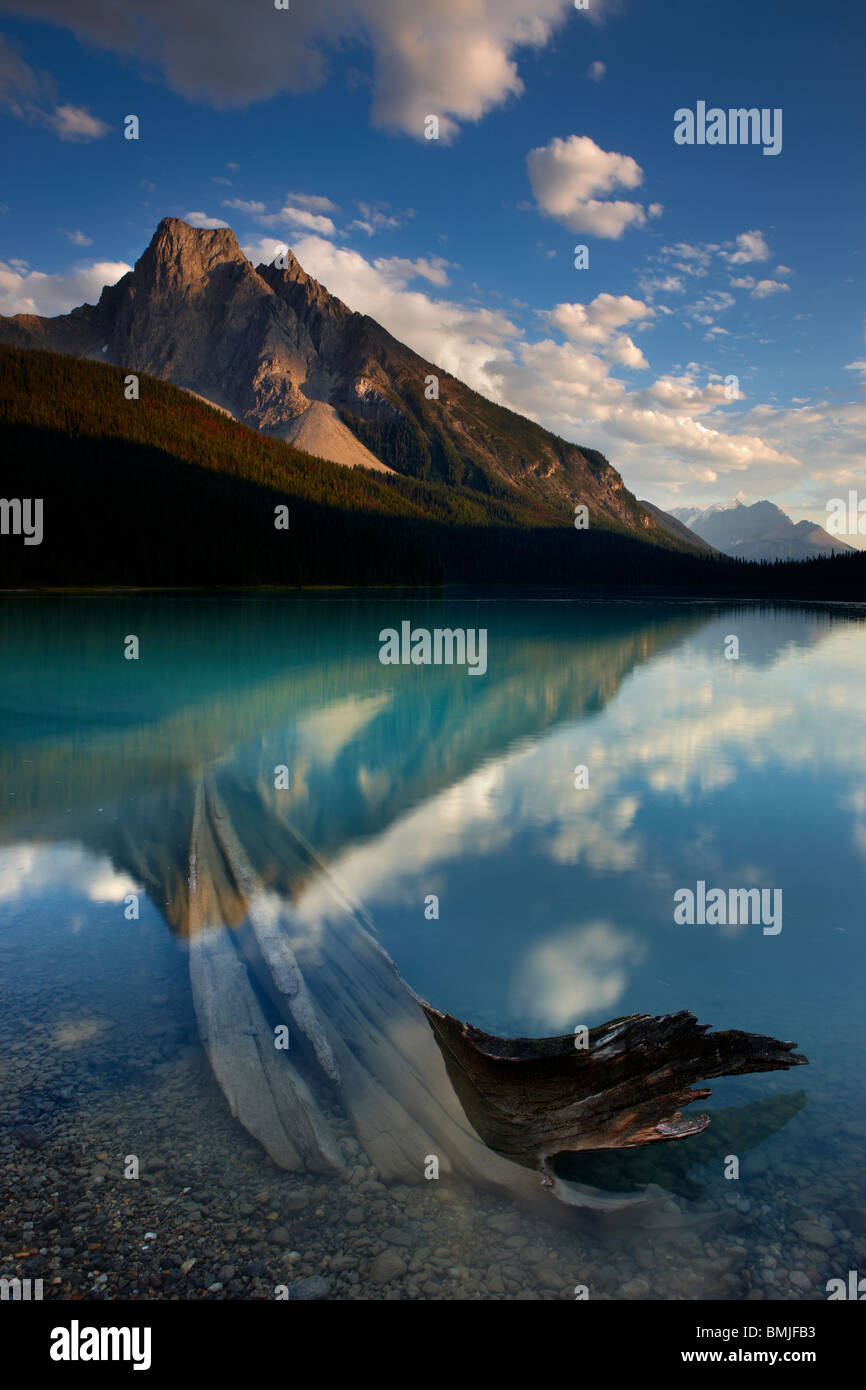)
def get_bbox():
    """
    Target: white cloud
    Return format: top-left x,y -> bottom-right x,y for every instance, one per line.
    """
731,274 -> 789,299
844,360 -> 866,383
350,201 -> 406,236
280,207 -> 337,236
0,35 -> 109,140
549,293 -> 652,340
750,278 -> 790,299
252,198 -> 339,237
688,289 -> 735,324
722,229 -> 771,264
527,134 -> 650,239
220,198 -> 266,215
639,272 -> 685,298
514,922 -> 646,1026
0,257 -> 132,315
3,0 -> 587,139
183,210 -> 230,228
587,59 -> 606,82
379,255 -> 453,287
49,103 -> 109,141
241,235 -> 294,267
0,842 -> 140,905
660,242 -> 715,273
283,192 -> 338,213
547,293 -> 652,367
62,229 -> 93,246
